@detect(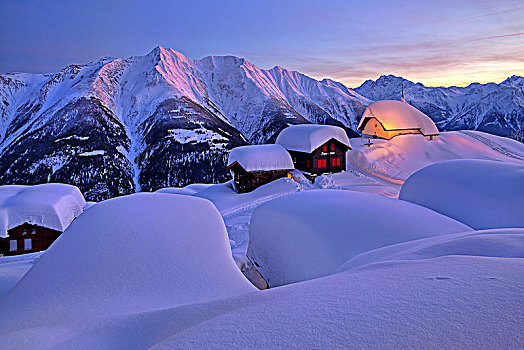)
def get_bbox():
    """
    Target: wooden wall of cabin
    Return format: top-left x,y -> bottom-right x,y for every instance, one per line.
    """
2,223 -> 62,256
230,164 -> 291,193
290,139 -> 348,175
362,117 -> 421,139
